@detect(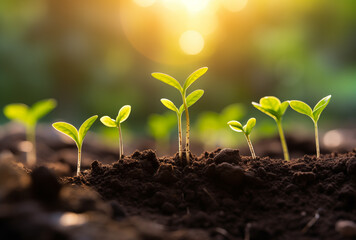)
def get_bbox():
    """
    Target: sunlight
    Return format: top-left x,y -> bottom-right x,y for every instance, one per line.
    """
181,0 -> 210,13
133,0 -> 156,7
179,30 -> 205,55
221,0 -> 248,12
